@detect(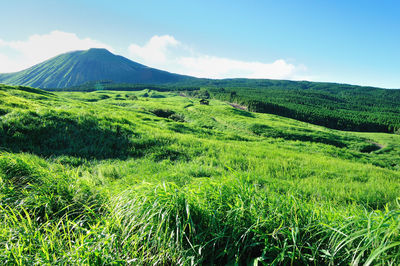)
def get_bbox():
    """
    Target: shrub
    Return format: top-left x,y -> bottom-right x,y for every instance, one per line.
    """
151,109 -> 175,118
150,109 -> 185,122
0,153 -> 104,222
